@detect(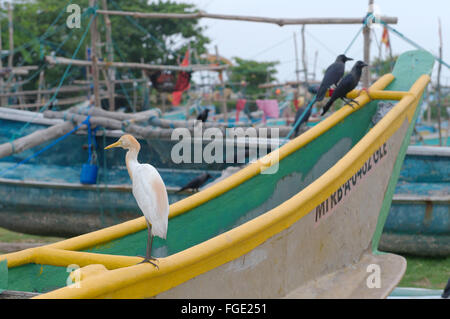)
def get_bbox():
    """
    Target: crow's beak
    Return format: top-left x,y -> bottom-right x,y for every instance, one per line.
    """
345,57 -> 354,61
363,62 -> 369,67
